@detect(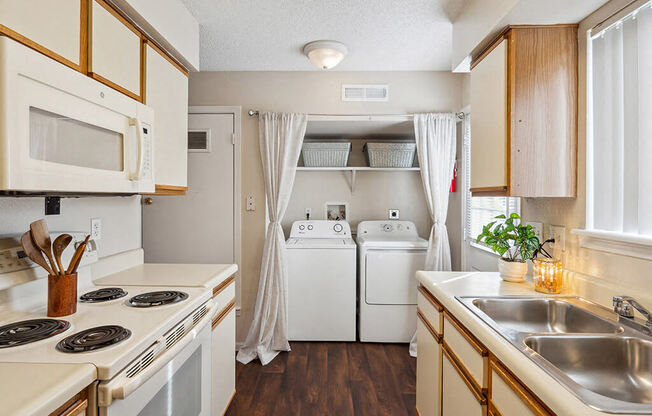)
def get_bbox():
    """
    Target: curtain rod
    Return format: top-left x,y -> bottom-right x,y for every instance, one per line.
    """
247,110 -> 465,120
